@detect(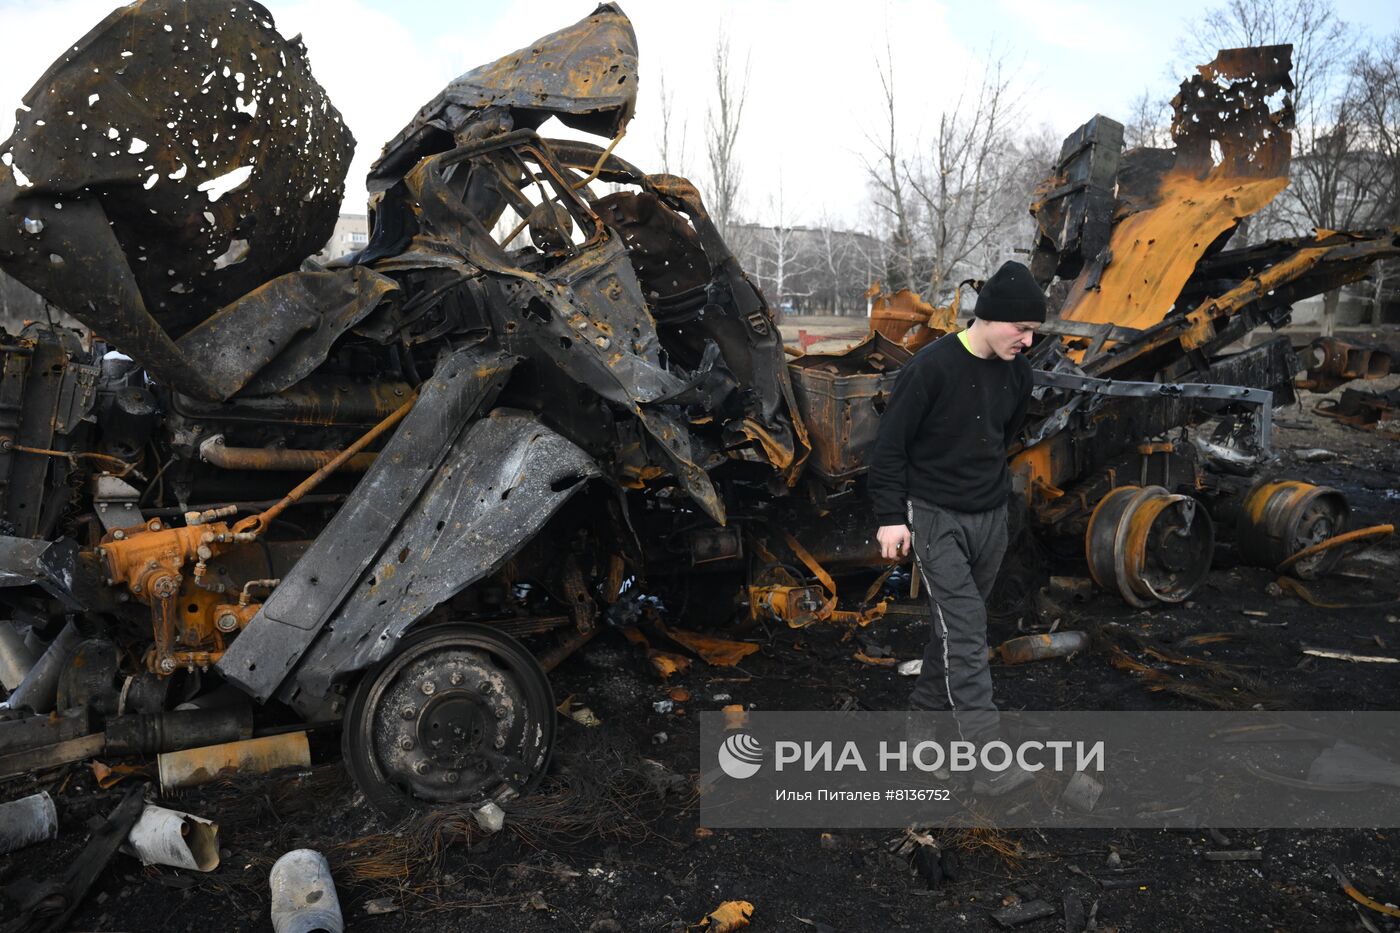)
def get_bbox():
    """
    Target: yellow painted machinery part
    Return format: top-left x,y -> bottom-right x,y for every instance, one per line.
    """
1060,169 -> 1287,335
